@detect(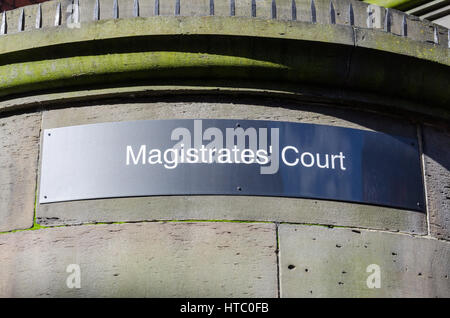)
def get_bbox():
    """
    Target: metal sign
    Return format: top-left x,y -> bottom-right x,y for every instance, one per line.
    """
39,119 -> 425,212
